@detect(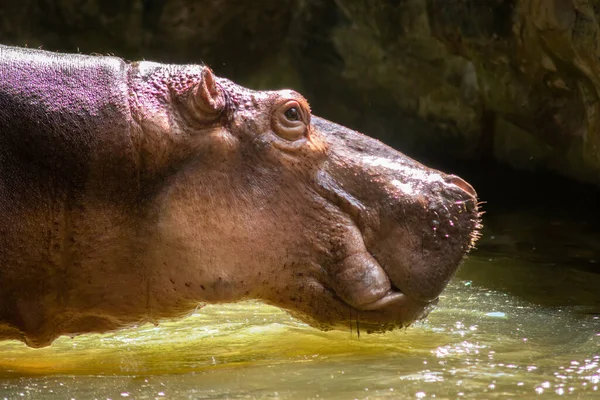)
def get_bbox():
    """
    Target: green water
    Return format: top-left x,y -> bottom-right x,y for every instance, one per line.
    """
0,210 -> 599,399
